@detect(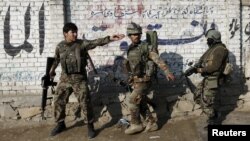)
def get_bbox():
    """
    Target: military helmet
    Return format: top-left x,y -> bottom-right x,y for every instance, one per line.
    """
205,29 -> 221,42
126,22 -> 142,35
